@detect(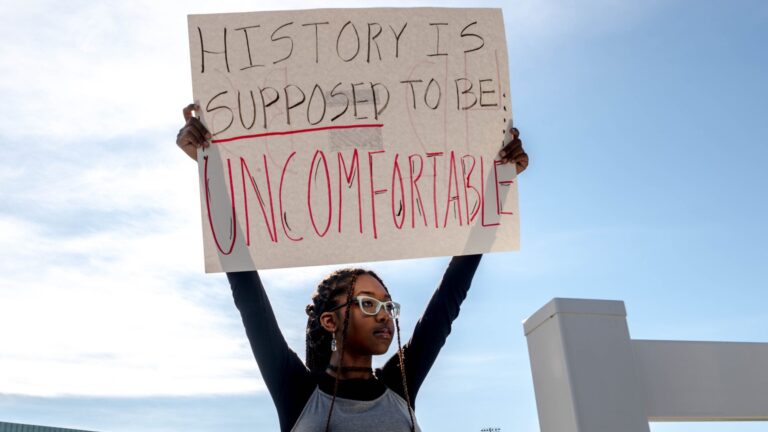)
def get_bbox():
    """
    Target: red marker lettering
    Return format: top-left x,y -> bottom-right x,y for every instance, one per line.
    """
204,156 -> 237,254
240,156 -> 278,244
443,151 -> 463,227
307,150 -> 332,237
426,152 -> 444,229
278,151 -> 303,241
368,150 -> 387,239
480,156 -> 500,227
408,154 -> 427,228
461,155 -> 480,223
337,150 -> 363,234
493,160 -> 515,215
391,154 -> 406,229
